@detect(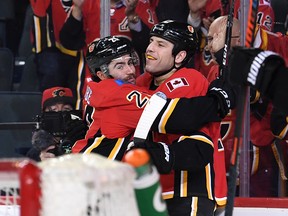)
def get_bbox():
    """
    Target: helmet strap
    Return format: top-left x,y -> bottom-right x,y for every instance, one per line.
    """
153,55 -> 187,78
153,63 -> 176,77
